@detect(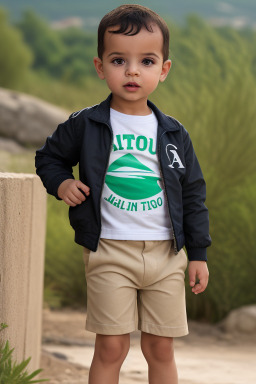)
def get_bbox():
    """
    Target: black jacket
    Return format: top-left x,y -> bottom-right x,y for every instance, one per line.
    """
35,94 -> 211,261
